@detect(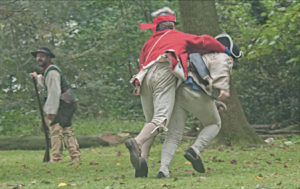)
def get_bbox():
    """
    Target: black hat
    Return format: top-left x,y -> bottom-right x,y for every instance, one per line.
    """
31,47 -> 55,58
215,34 -> 242,59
